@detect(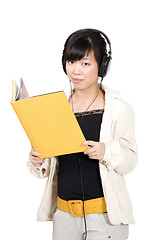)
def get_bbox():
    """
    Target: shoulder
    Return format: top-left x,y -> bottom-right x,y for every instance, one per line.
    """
114,97 -> 133,115
102,84 -> 134,119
